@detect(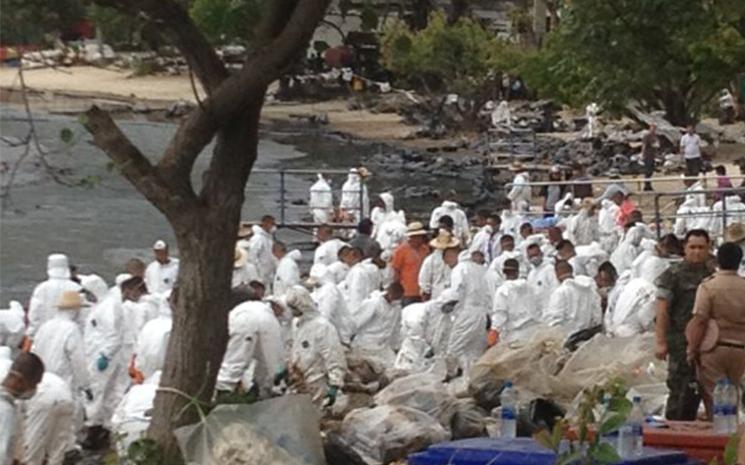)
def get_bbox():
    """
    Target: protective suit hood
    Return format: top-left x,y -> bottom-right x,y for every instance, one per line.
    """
47,253 -> 71,280
80,274 -> 109,302
442,200 -> 459,210
286,249 -> 302,262
380,192 -> 394,213
565,275 -> 596,290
